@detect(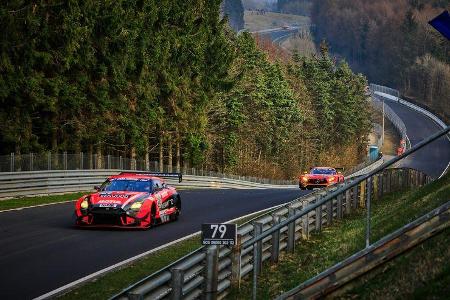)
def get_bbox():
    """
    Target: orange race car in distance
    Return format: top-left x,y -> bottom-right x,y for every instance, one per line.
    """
299,167 -> 344,190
